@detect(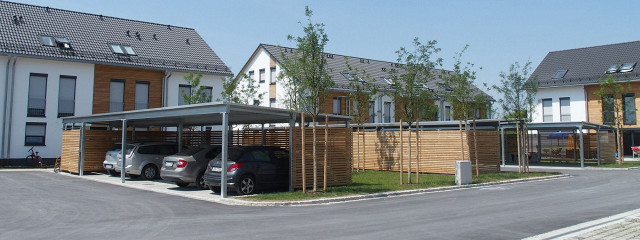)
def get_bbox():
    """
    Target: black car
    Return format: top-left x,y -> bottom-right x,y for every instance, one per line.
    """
204,146 -> 289,195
